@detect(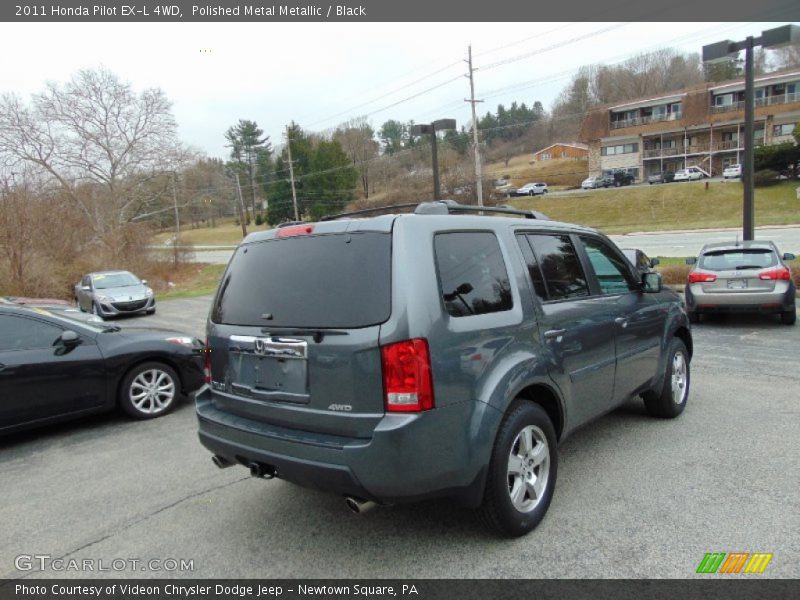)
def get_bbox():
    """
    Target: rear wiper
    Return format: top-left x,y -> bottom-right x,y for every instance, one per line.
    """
101,325 -> 122,332
733,265 -> 761,270
259,327 -> 348,343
